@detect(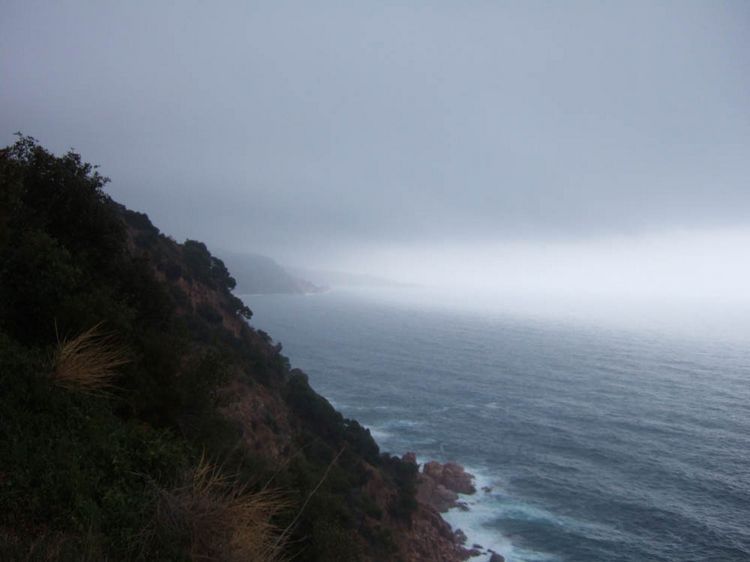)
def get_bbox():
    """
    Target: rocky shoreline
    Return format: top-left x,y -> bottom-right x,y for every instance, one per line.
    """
402,453 -> 506,562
